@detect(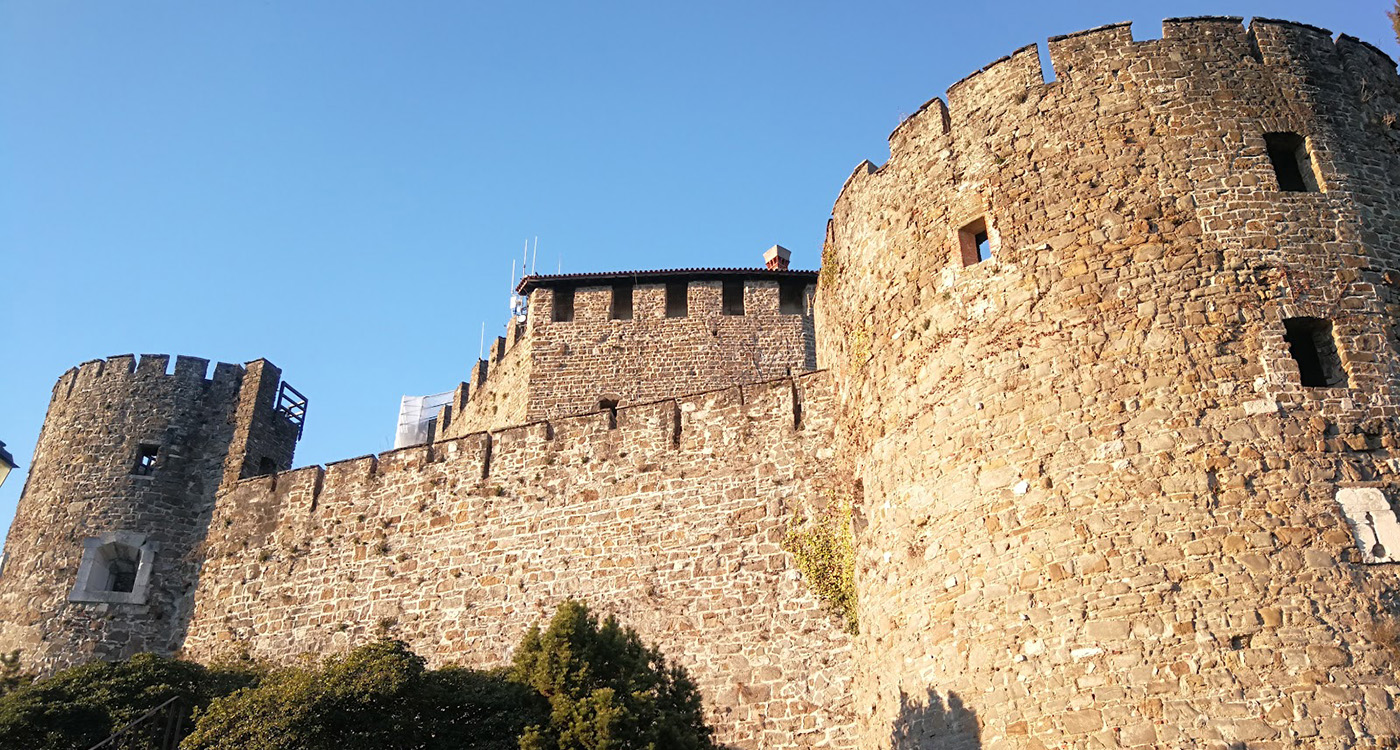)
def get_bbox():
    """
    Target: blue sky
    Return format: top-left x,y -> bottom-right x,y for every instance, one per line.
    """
2,1 -> 1397,542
